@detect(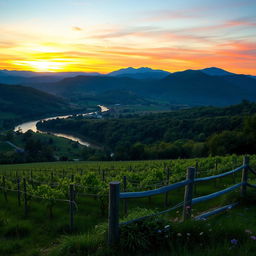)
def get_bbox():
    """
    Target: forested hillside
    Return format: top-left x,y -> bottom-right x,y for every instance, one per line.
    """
37,101 -> 256,160
20,70 -> 256,107
0,84 -> 74,129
